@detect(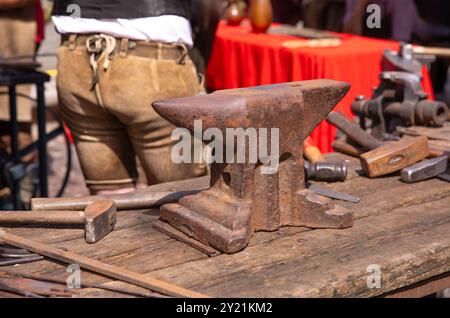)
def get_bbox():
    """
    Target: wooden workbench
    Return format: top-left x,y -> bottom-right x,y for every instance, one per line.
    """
1,152 -> 450,298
